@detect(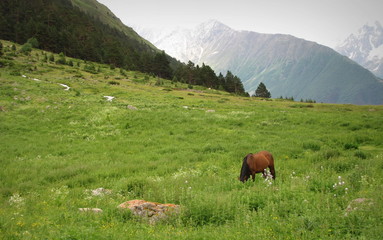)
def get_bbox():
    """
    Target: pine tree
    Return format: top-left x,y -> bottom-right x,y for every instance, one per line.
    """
152,51 -> 172,79
254,82 -> 271,98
